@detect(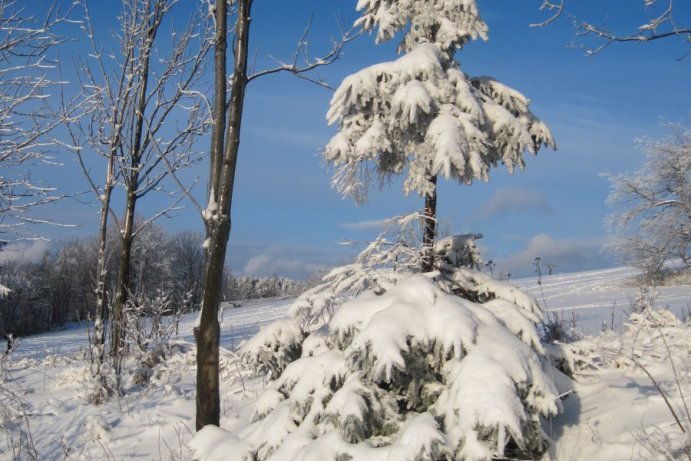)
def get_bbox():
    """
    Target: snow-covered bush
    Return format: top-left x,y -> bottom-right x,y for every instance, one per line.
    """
558,303 -> 691,458
241,319 -> 305,379
226,209 -> 563,460
629,284 -> 660,315
125,289 -> 181,355
201,271 -> 560,461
